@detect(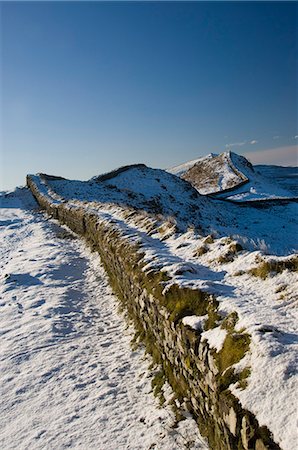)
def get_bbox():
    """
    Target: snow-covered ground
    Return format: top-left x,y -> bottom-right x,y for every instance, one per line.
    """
167,155 -> 213,177
41,165 -> 298,255
214,153 -> 296,202
256,165 -> 298,196
168,151 -> 297,202
0,188 -> 208,450
28,164 -> 298,450
166,232 -> 298,450
168,152 -> 246,194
